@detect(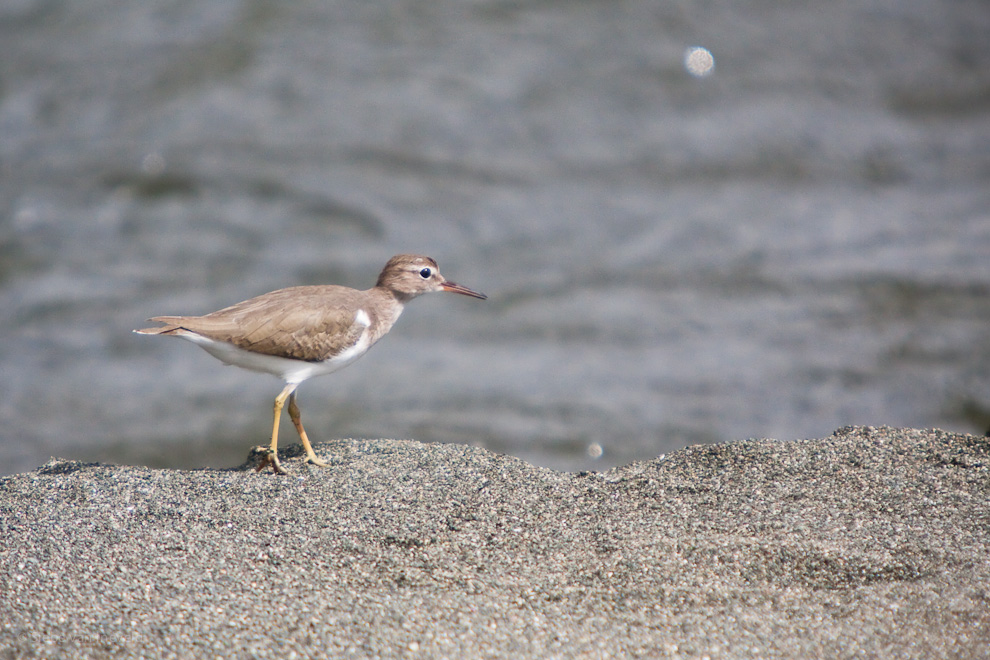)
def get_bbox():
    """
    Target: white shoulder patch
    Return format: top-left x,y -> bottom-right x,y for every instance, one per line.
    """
354,309 -> 372,327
